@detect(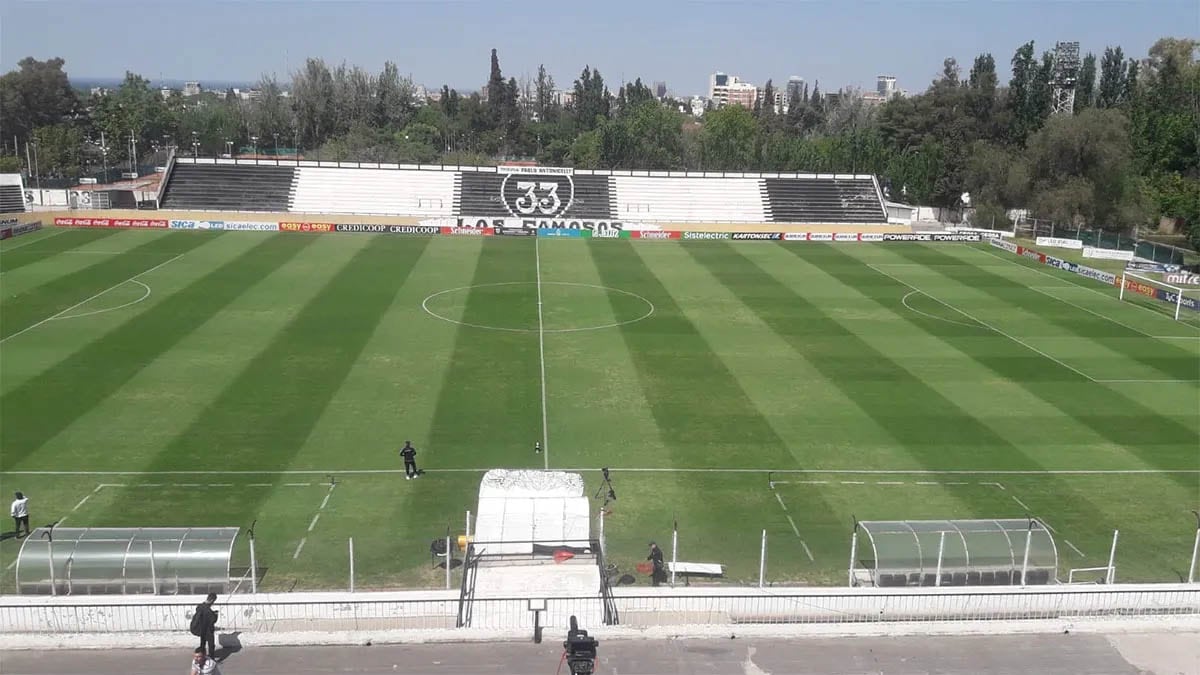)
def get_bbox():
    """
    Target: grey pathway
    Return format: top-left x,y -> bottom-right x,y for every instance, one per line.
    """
2,633 -> 1197,675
